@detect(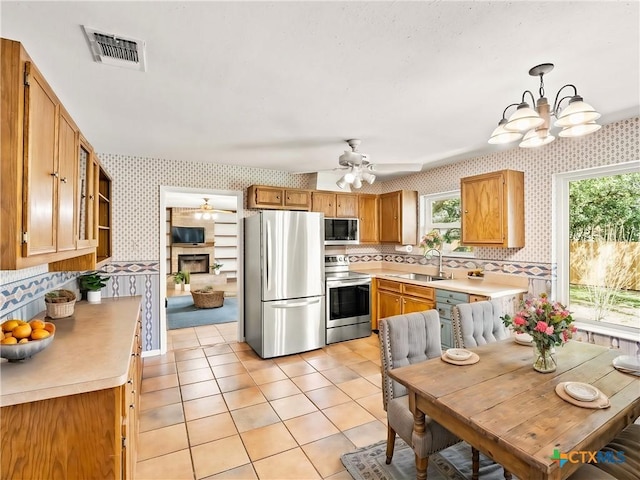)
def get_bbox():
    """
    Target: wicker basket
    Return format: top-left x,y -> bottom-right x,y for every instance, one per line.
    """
45,289 -> 77,319
191,290 -> 224,309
